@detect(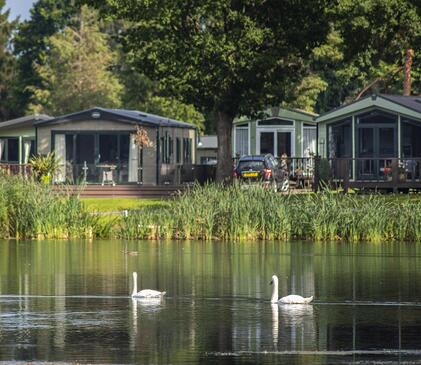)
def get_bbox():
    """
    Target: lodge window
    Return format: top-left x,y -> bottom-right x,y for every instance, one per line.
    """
56,133 -> 131,165
235,126 -> 249,157
0,137 -> 20,163
303,127 -> 316,156
357,111 -> 397,125
160,133 -> 173,164
183,138 -> 192,163
258,118 -> 294,126
328,119 -> 352,158
402,119 -> 421,157
176,138 -> 181,163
